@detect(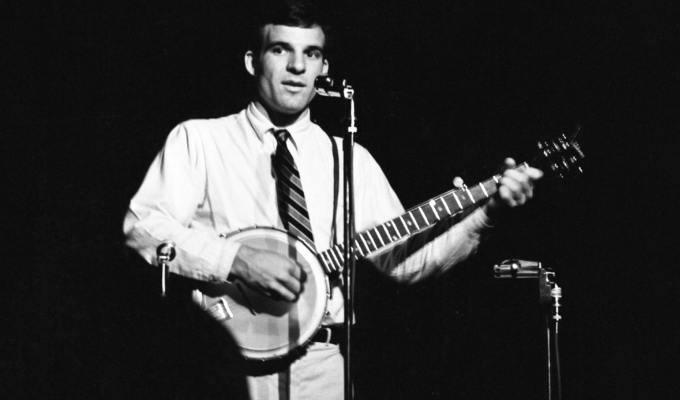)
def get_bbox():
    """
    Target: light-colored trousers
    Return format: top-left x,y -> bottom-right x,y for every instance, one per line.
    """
247,343 -> 343,400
